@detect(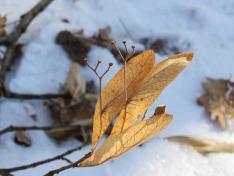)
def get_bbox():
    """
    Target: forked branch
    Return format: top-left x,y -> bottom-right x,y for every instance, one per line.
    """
84,58 -> 113,148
